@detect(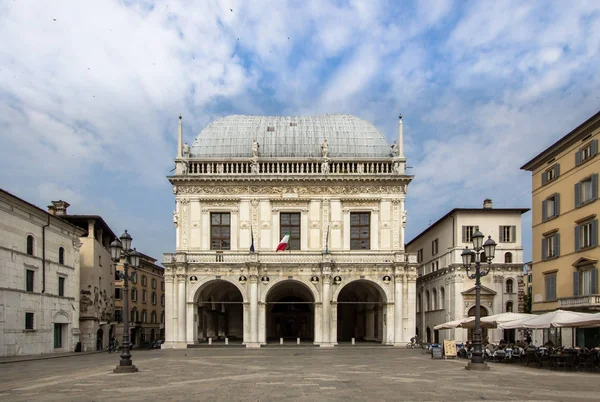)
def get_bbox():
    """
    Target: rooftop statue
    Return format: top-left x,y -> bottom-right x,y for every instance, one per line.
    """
252,139 -> 260,158
391,141 -> 399,157
321,138 -> 329,158
182,142 -> 190,157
